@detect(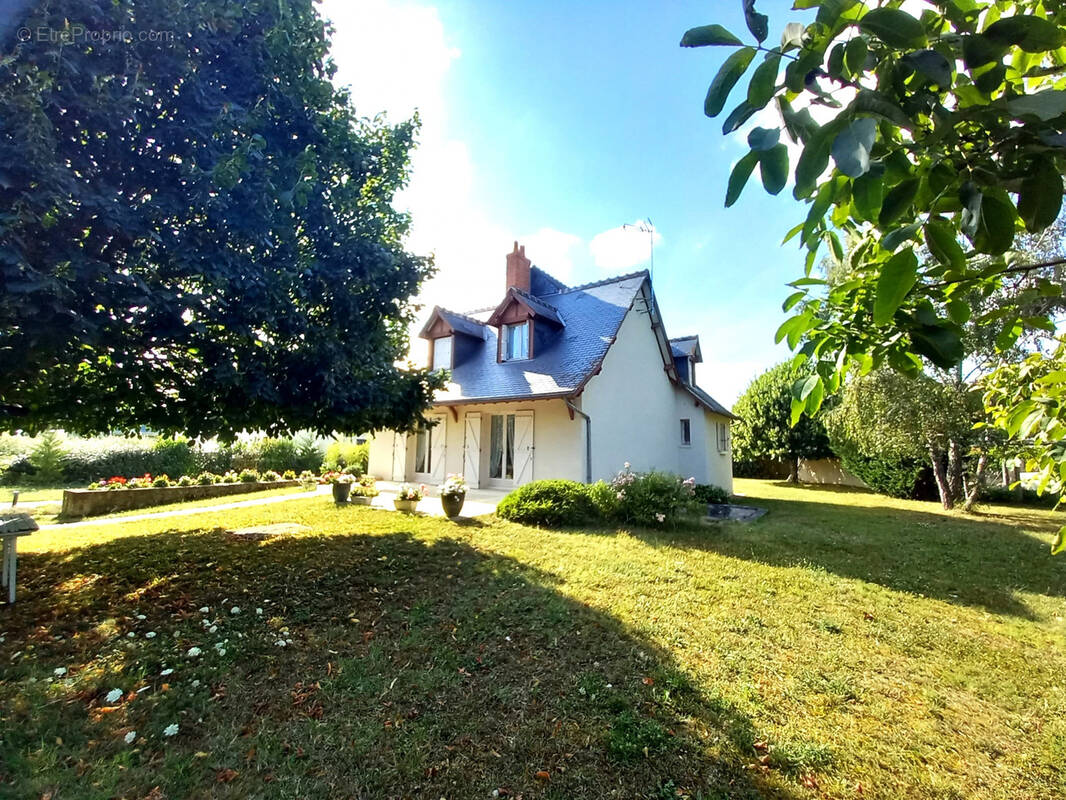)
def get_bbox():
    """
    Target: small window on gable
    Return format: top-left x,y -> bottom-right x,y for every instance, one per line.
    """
432,335 -> 453,371
680,418 -> 691,447
502,321 -> 530,361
